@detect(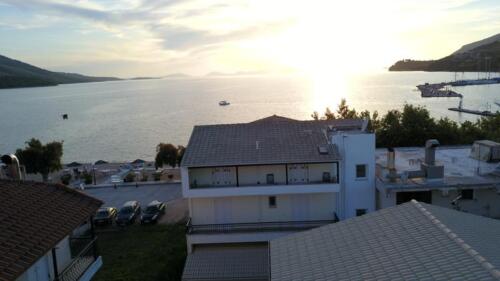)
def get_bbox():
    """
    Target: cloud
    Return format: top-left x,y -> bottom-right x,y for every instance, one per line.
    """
1,0 -> 498,76
0,0 -> 293,52
151,19 -> 294,50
